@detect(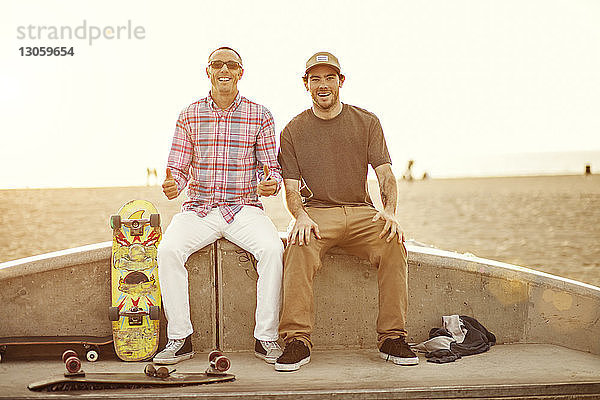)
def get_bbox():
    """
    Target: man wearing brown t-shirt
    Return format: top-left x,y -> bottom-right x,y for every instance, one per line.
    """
274,52 -> 419,371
